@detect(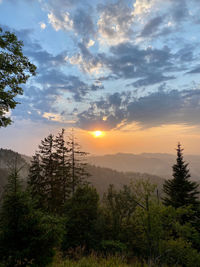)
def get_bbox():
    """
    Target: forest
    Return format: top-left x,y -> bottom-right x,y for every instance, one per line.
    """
1,23 -> 200,267
0,129 -> 200,267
